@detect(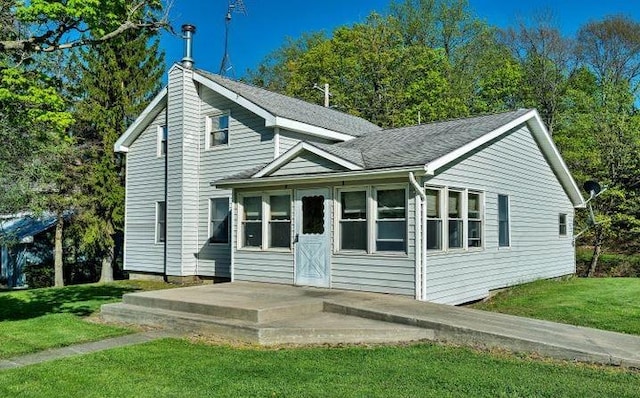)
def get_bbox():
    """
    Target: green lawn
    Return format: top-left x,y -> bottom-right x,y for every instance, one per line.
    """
472,277 -> 640,335
0,339 -> 638,397
0,280 -> 173,358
